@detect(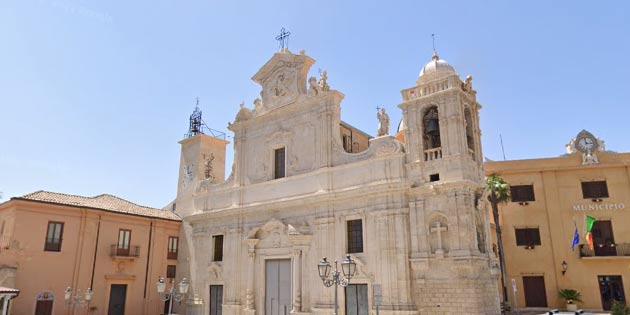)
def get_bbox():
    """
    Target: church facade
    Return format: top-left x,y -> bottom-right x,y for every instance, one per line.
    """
174,48 -> 500,315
